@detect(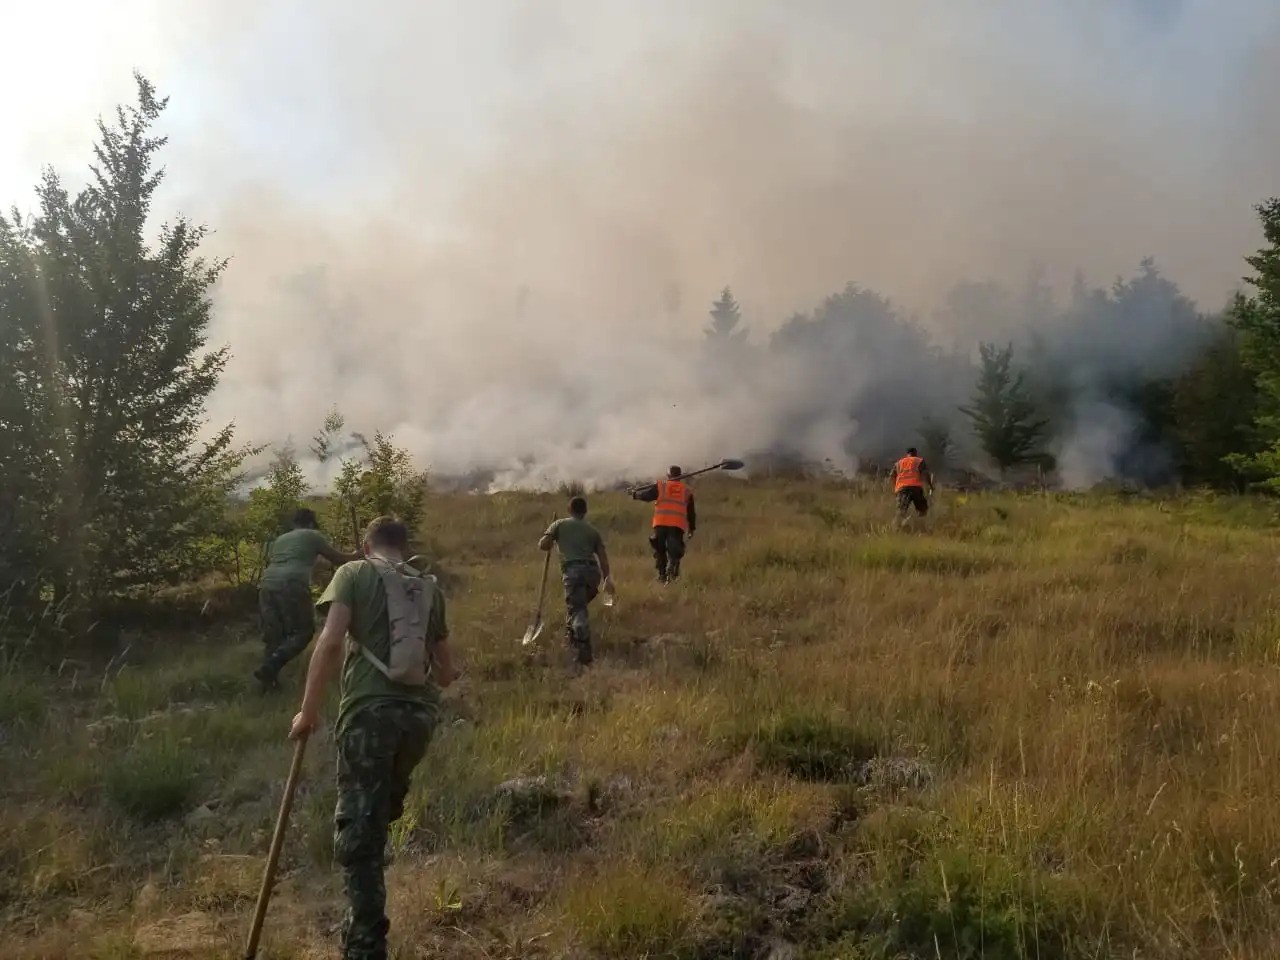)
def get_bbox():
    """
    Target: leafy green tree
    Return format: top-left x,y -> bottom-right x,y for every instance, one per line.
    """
322,429 -> 427,546
0,74 -> 248,611
959,343 -> 1048,474
1227,199 -> 1280,490
243,444 -> 307,537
